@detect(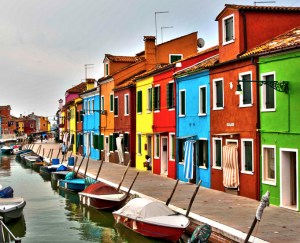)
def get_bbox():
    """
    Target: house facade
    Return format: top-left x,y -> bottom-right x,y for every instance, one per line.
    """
75,99 -> 84,155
